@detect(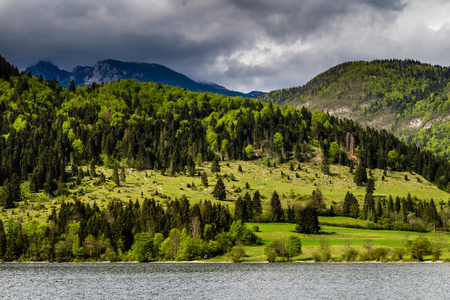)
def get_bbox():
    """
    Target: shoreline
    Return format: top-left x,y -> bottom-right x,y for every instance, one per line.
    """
1,260 -> 448,264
